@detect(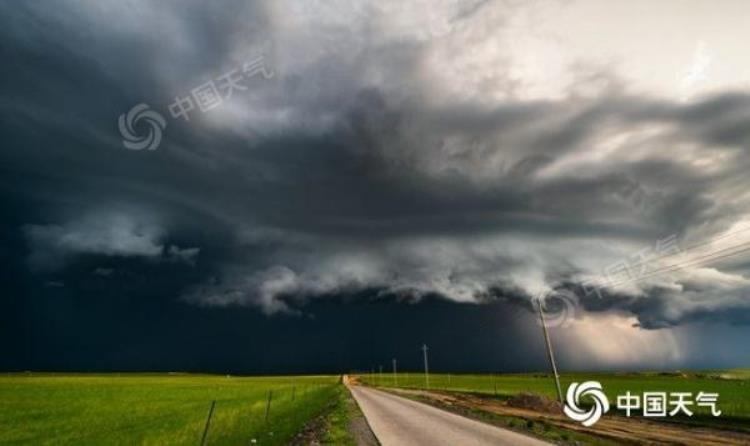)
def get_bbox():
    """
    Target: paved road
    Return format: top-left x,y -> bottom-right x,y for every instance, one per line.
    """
348,385 -> 551,446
